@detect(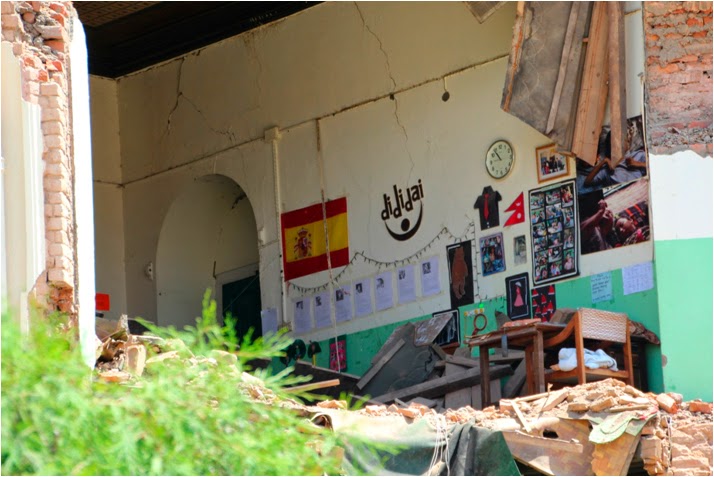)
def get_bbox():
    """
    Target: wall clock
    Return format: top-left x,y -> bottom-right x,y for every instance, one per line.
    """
485,140 -> 515,179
